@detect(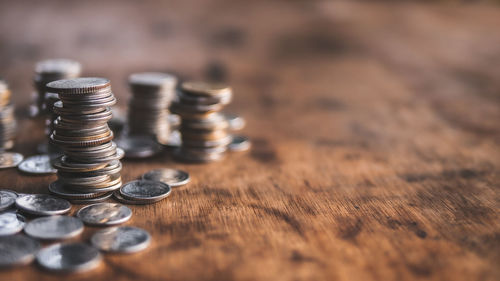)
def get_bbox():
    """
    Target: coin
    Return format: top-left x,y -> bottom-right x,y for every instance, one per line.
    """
69,192 -> 113,204
36,243 -> 101,273
119,180 -> 171,202
115,136 -> 162,158
18,154 -> 57,174
0,152 -> 24,169
228,135 -> 251,152
46,77 -> 110,95
0,235 -> 41,267
76,203 -> 131,226
91,226 -> 151,253
141,169 -> 190,187
48,180 -> 108,199
223,113 -> 246,131
24,216 -> 83,240
0,213 -> 26,236
0,190 -> 17,211
112,190 -> 150,205
15,194 -> 71,216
